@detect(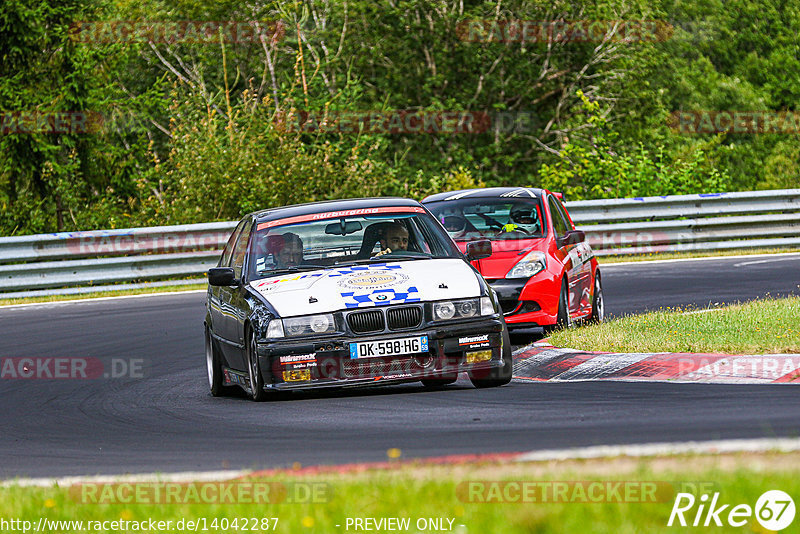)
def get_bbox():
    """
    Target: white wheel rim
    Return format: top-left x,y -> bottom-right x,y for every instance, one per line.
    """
563,285 -> 573,328
205,332 -> 215,389
247,335 -> 258,396
595,279 -> 604,322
